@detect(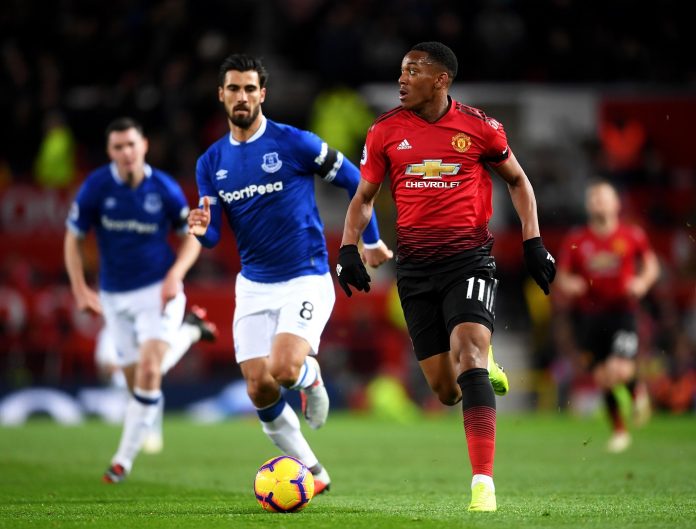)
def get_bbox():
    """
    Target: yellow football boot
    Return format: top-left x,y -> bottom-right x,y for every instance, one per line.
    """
488,345 -> 509,396
468,482 -> 497,512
